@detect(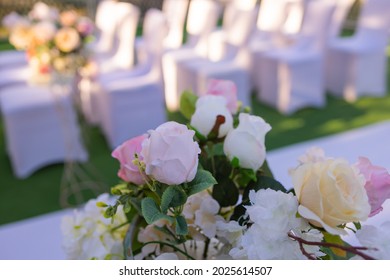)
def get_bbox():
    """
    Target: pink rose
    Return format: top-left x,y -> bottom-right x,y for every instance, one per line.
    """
141,122 -> 201,185
206,79 -> 238,114
356,157 -> 390,217
112,135 -> 147,185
